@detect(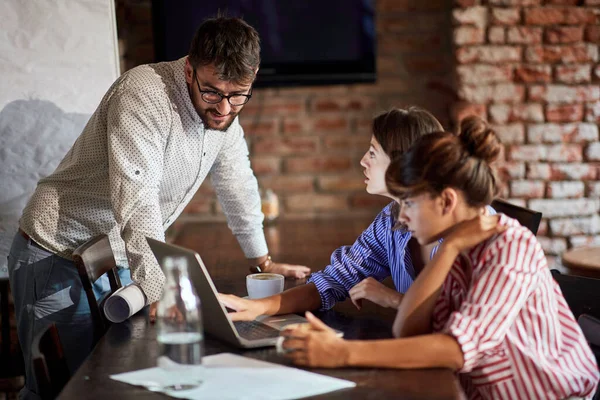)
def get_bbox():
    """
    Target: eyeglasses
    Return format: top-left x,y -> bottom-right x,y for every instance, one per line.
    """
193,69 -> 252,106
